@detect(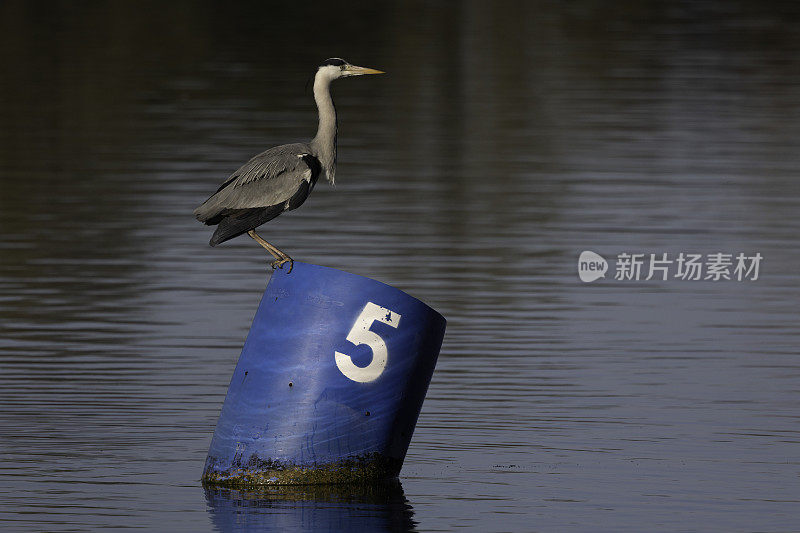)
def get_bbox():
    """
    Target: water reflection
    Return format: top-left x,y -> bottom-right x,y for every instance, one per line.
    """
2,0 -> 800,531
204,480 -> 415,533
